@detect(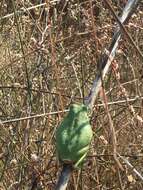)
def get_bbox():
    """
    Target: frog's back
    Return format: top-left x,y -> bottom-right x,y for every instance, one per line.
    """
56,104 -> 93,165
